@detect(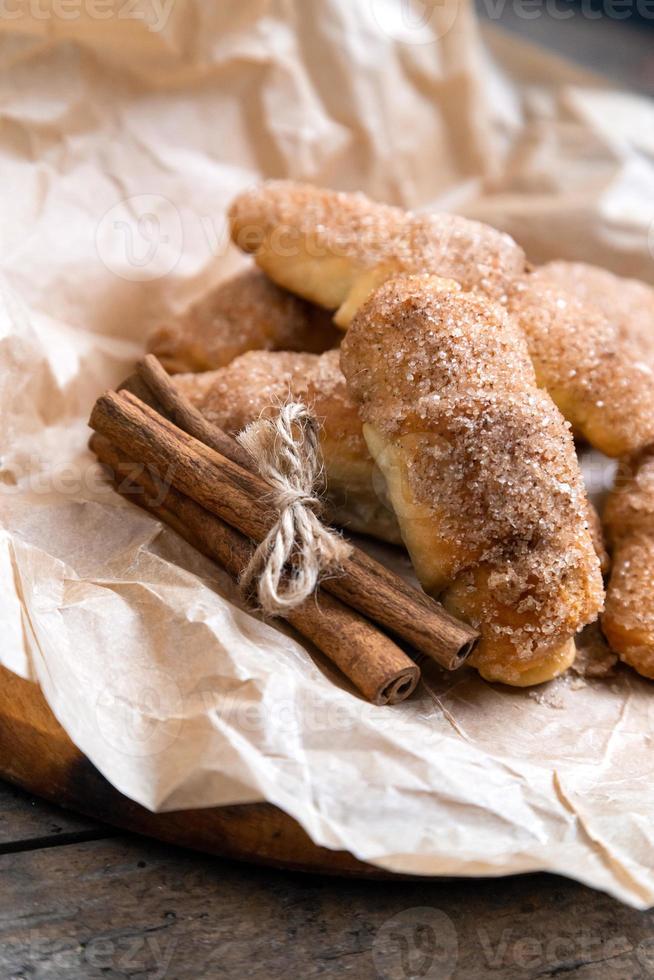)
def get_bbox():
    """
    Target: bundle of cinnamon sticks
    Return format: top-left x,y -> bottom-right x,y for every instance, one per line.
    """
88,355 -> 478,706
